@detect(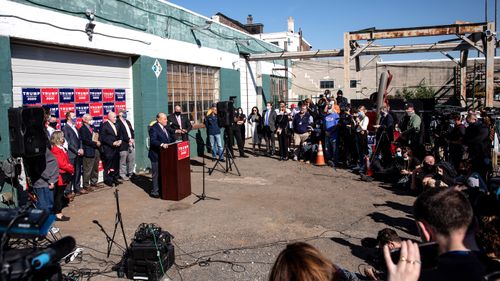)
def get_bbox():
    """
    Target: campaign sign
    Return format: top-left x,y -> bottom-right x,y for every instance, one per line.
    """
75,88 -> 90,103
45,104 -> 60,118
75,103 -> 90,117
76,118 -> 83,129
93,117 -> 103,130
115,89 -> 126,102
177,141 -> 190,160
41,88 -> 58,104
114,102 -> 126,113
103,103 -> 115,115
90,89 -> 102,102
60,119 -> 66,129
89,103 -> 103,116
22,88 -> 41,105
59,103 -> 75,119
102,89 -> 115,102
59,88 -> 74,103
